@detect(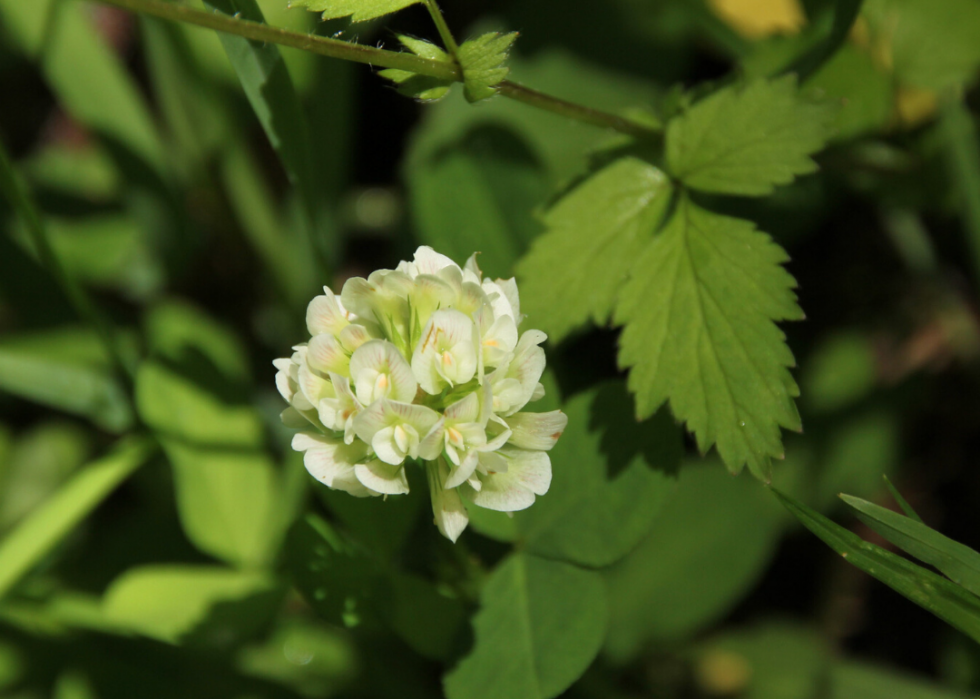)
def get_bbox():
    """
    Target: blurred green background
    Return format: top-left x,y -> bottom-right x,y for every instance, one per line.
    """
2,0 -> 980,697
